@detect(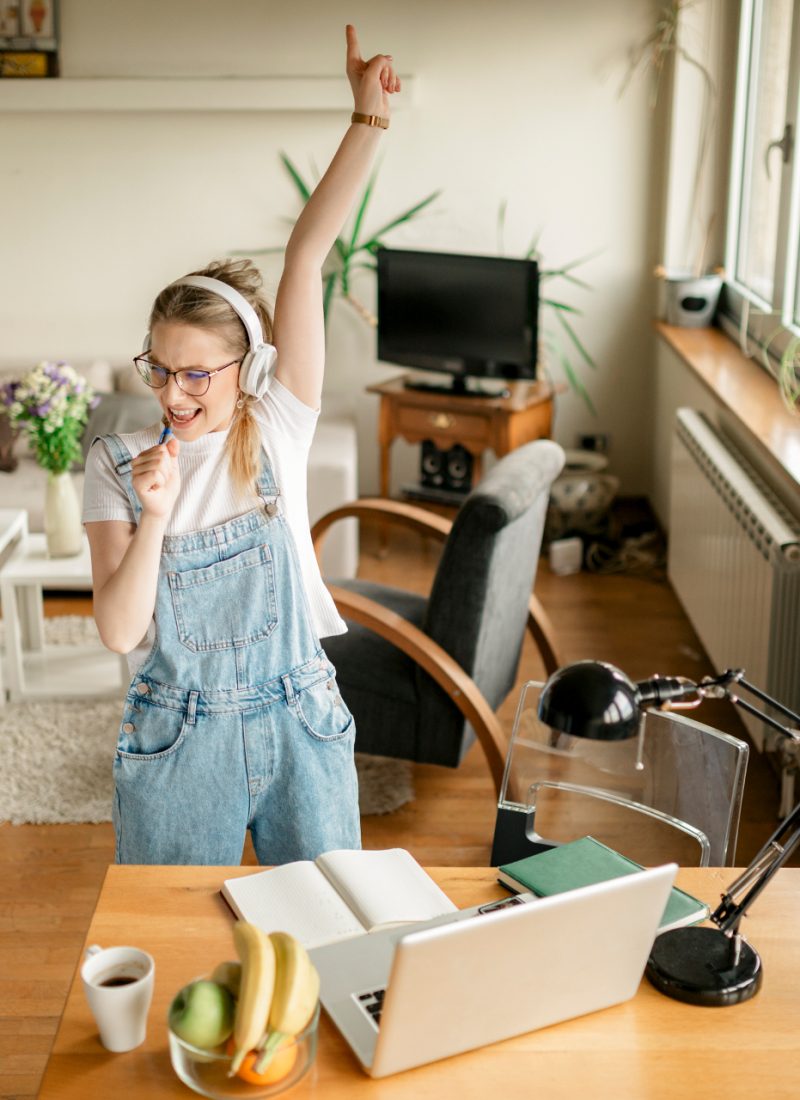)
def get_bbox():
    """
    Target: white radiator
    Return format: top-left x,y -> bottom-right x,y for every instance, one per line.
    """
668,408 -> 800,815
